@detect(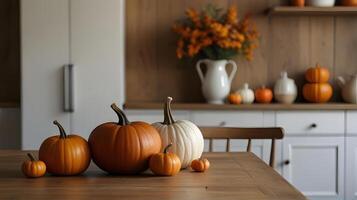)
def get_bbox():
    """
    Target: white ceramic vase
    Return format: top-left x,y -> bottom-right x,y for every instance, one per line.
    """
274,71 -> 297,104
196,59 -> 237,104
